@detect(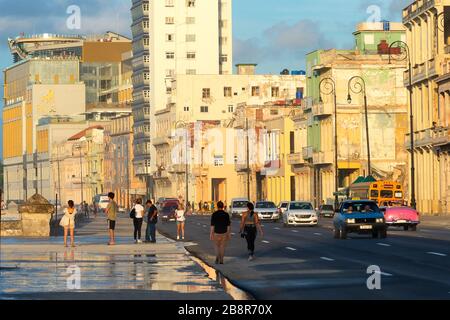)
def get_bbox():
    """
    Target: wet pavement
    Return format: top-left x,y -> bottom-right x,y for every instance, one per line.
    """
0,215 -> 231,300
